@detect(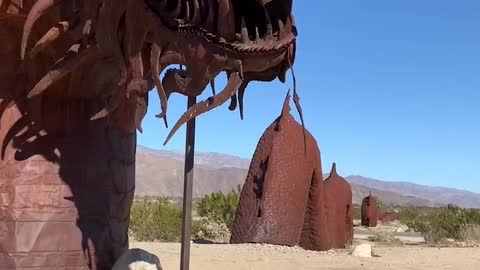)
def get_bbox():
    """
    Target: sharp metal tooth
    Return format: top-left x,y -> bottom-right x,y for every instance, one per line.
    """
190,0 -> 201,24
240,17 -> 250,43
264,8 -> 273,40
277,18 -> 285,35
170,0 -> 182,17
277,18 -> 286,40
254,26 -> 260,42
285,16 -> 293,32
185,1 -> 190,22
